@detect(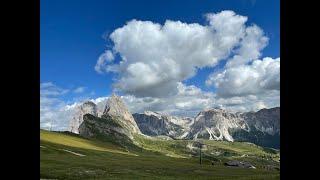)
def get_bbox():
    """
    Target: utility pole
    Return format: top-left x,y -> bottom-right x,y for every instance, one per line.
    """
199,143 -> 202,165
50,119 -> 52,131
50,118 -> 54,131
